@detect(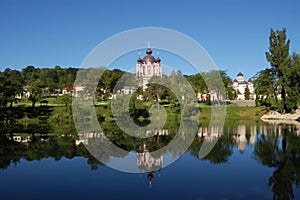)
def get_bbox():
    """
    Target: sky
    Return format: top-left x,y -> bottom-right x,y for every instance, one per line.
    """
0,0 -> 299,80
